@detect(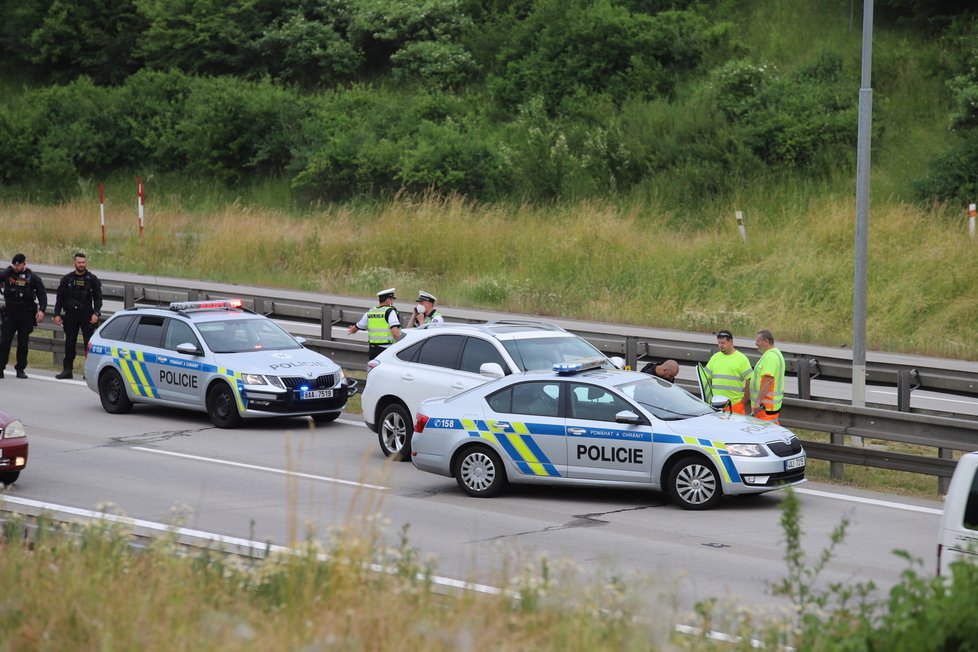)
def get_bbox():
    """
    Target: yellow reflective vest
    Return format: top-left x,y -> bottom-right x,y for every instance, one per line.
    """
366,306 -> 397,345
704,350 -> 753,402
750,347 -> 785,411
